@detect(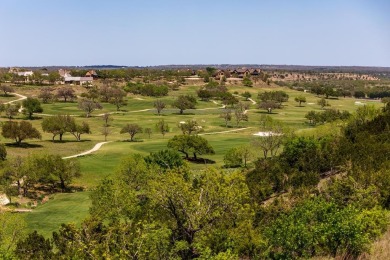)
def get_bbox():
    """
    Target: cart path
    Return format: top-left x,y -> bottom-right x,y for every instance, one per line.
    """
62,141 -> 112,159
4,93 -> 27,104
62,127 -> 252,158
199,127 -> 252,135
